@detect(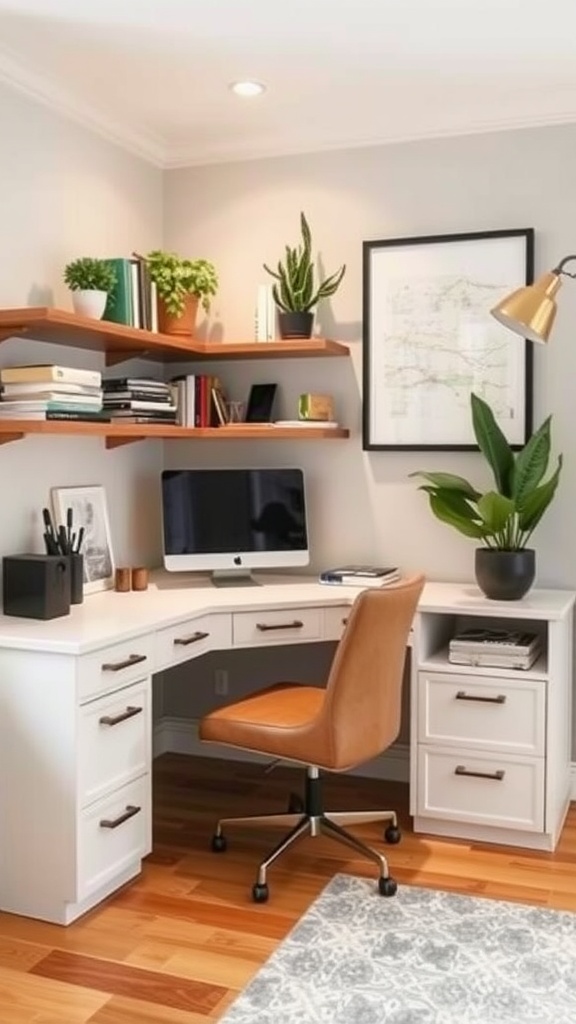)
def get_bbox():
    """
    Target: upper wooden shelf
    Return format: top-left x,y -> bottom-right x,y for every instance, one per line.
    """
0,308 -> 350,365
